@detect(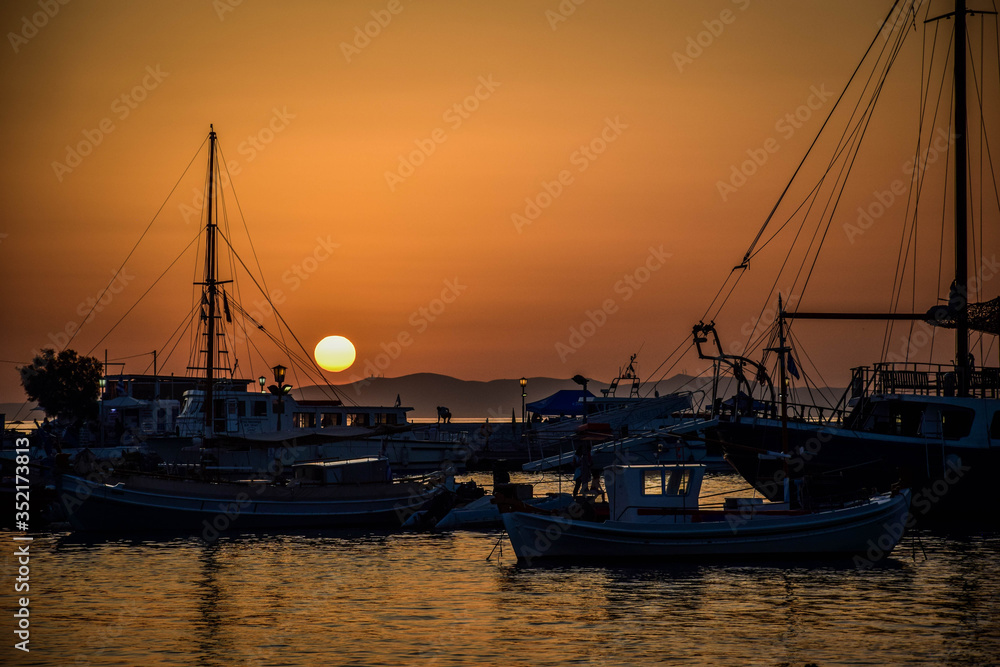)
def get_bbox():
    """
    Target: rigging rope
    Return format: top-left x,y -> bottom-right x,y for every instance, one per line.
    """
67,136 -> 209,350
